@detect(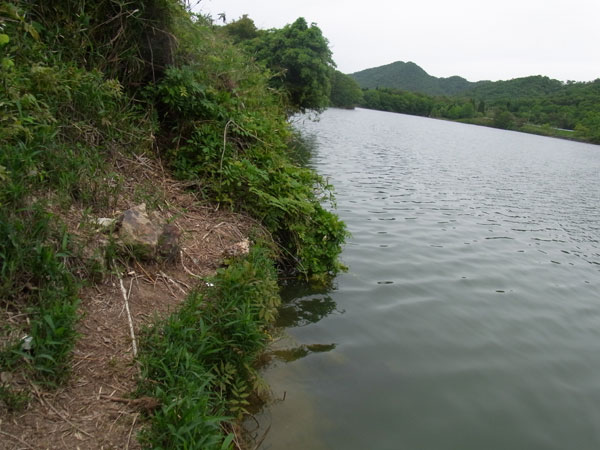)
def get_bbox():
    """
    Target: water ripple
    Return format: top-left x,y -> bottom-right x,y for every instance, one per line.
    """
262,109 -> 600,450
